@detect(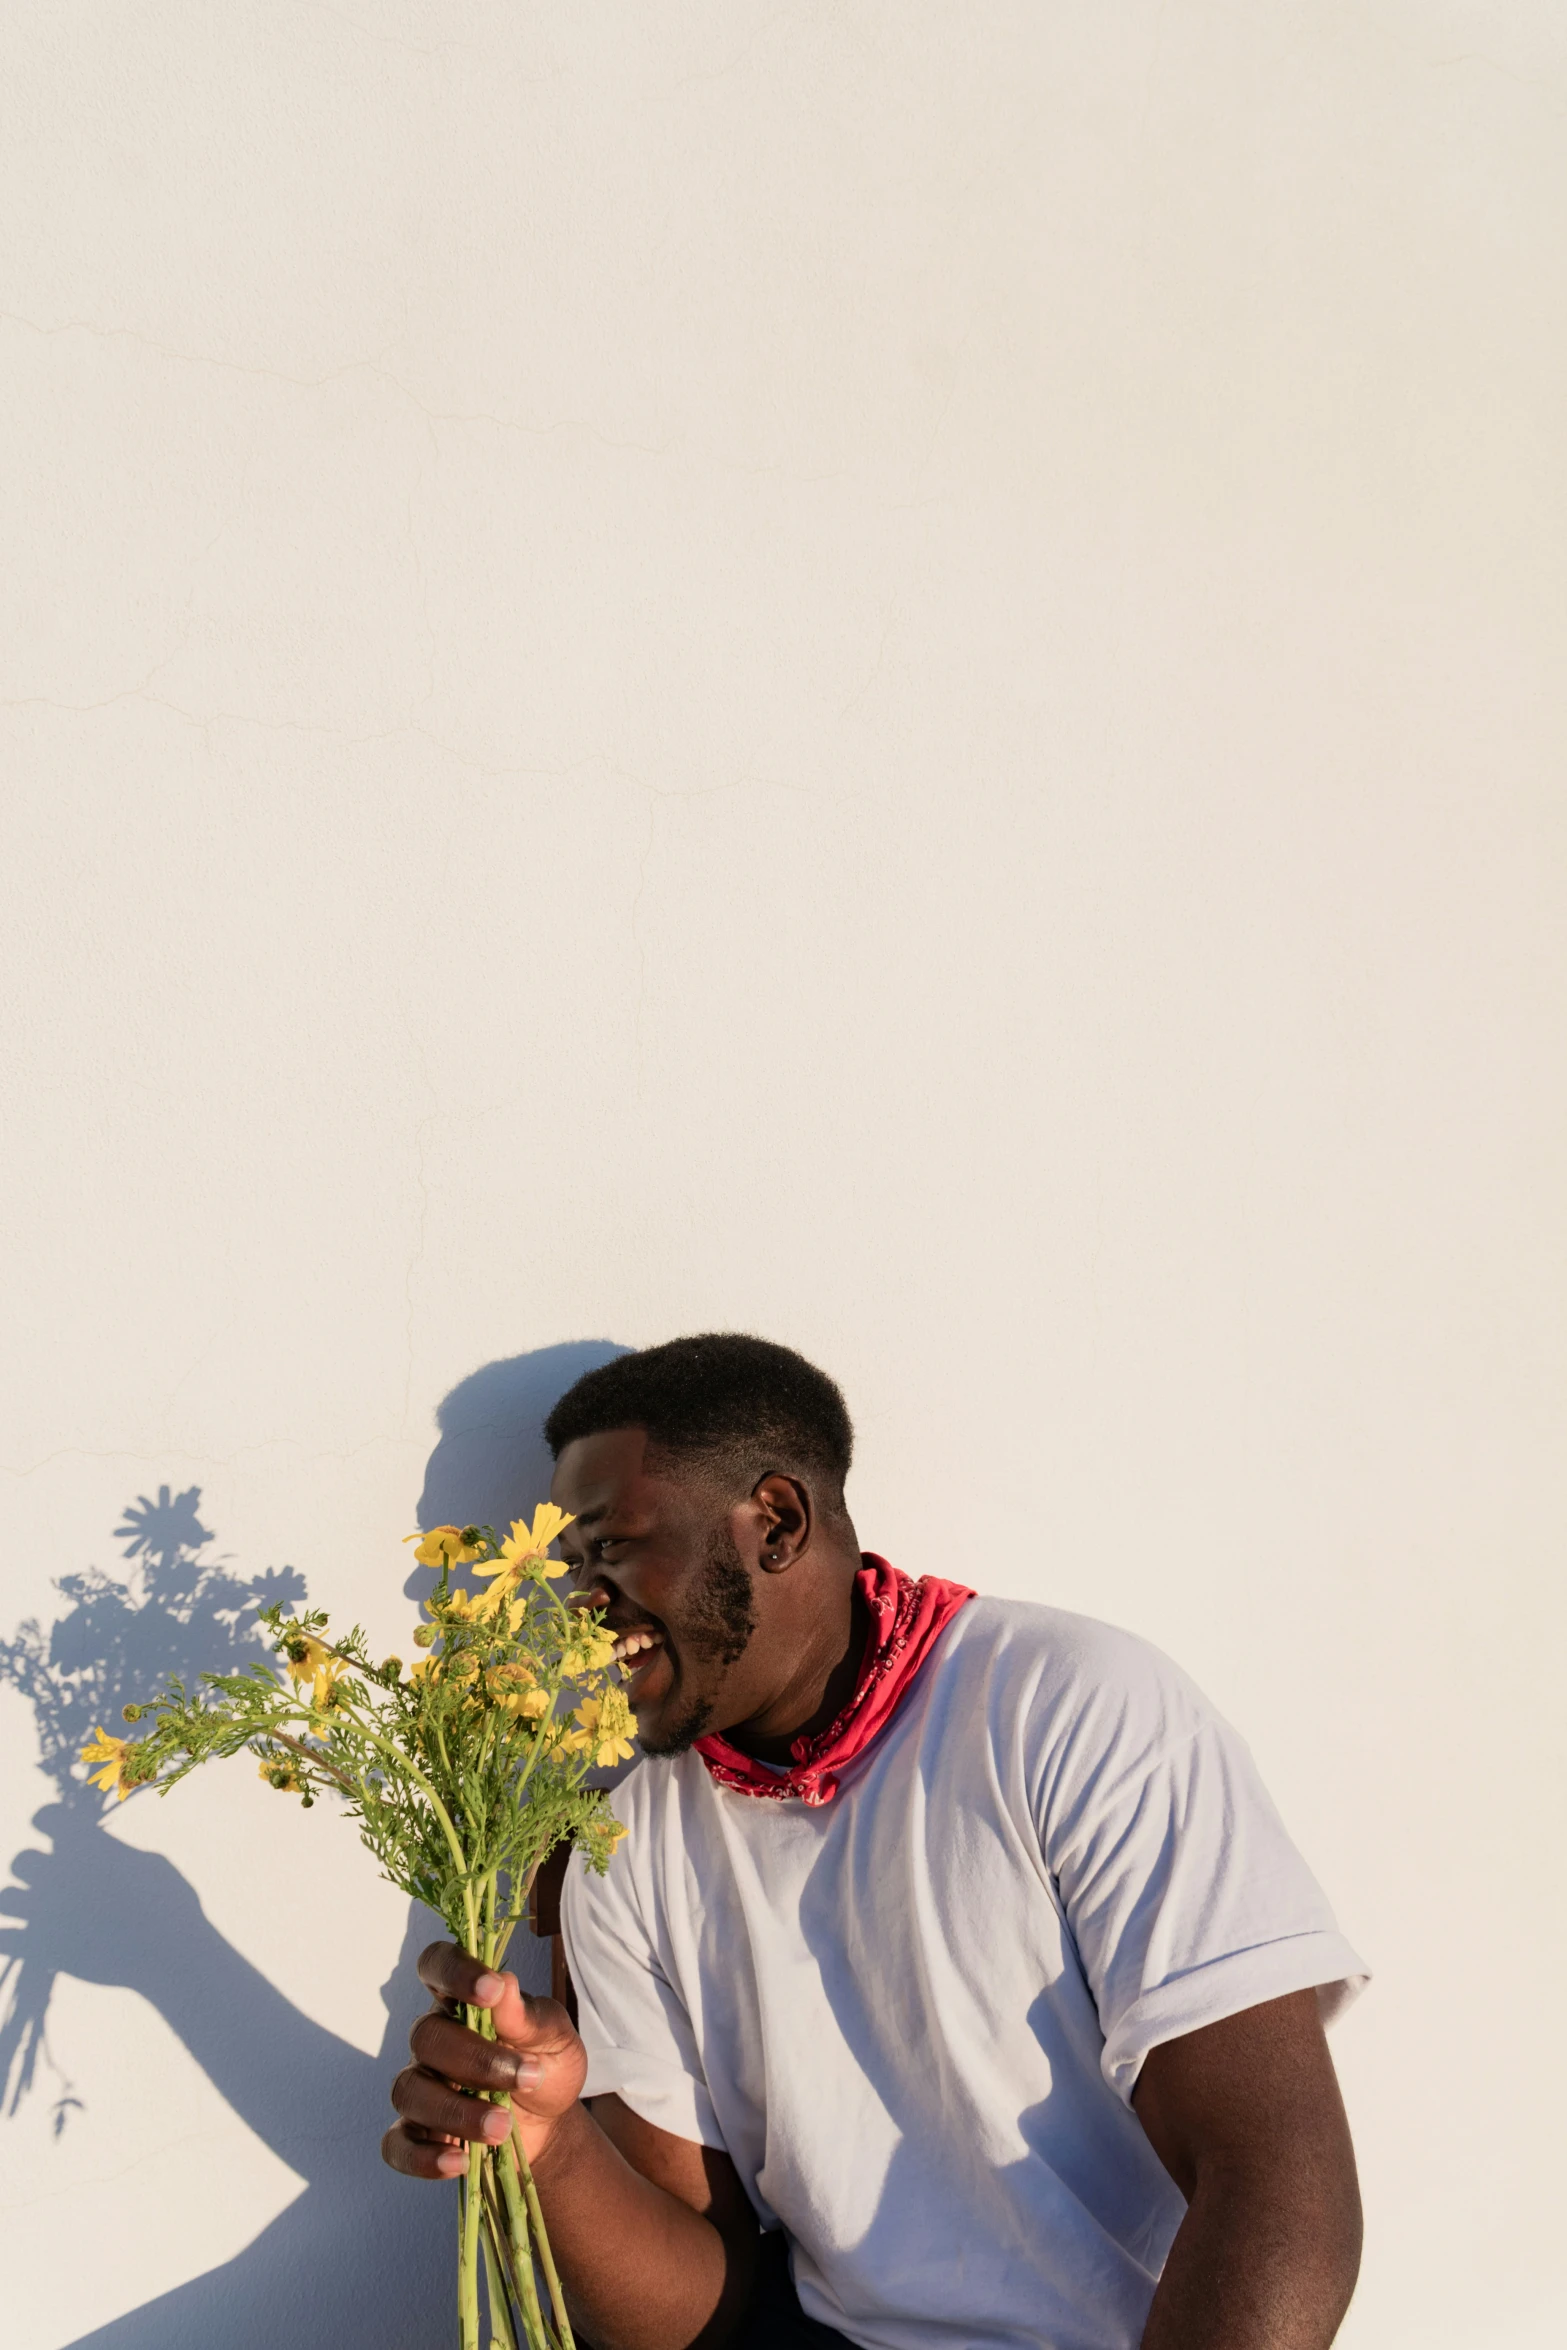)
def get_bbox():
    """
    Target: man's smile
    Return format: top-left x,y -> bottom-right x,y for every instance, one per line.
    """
610,1625 -> 662,1667
574,1579 -> 673,1709
617,1633 -> 671,1706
